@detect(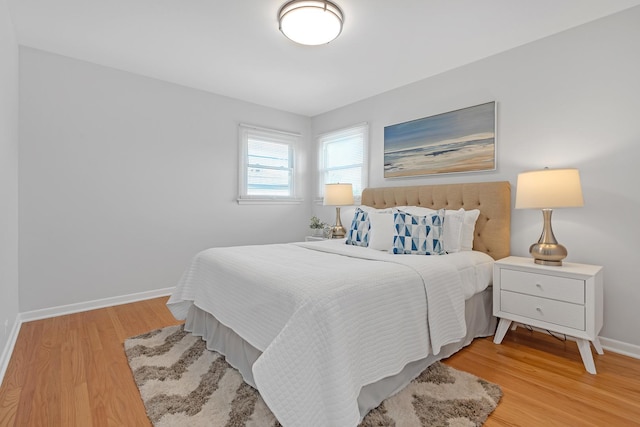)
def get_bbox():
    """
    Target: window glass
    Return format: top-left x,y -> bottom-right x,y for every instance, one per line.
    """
318,123 -> 368,200
247,139 -> 291,196
239,125 -> 300,203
